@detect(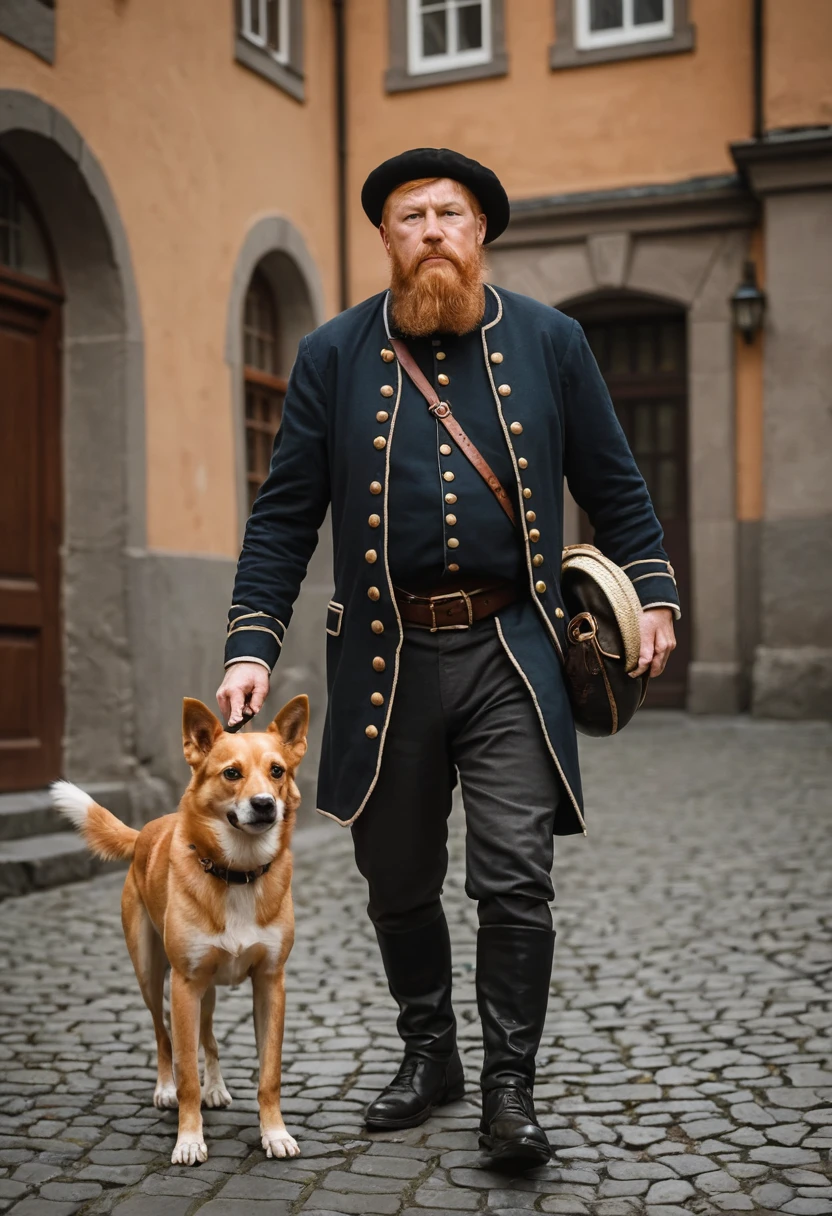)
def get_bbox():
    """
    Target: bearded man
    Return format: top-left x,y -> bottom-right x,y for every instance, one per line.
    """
217,148 -> 679,1167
